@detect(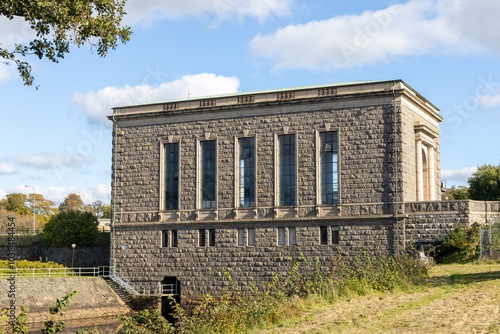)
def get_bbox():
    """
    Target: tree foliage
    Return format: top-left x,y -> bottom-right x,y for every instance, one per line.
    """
43,211 -> 99,247
442,185 -> 470,200
83,200 -> 110,218
58,193 -> 84,212
0,0 -> 132,86
0,193 -> 30,215
468,164 -> 500,201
